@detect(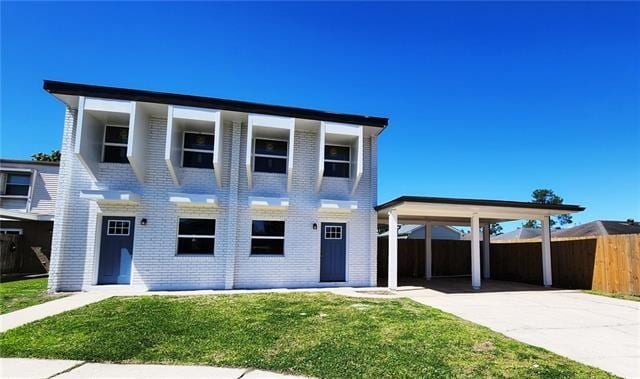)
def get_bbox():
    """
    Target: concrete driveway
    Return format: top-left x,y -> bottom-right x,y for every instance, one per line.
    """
400,279 -> 640,378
